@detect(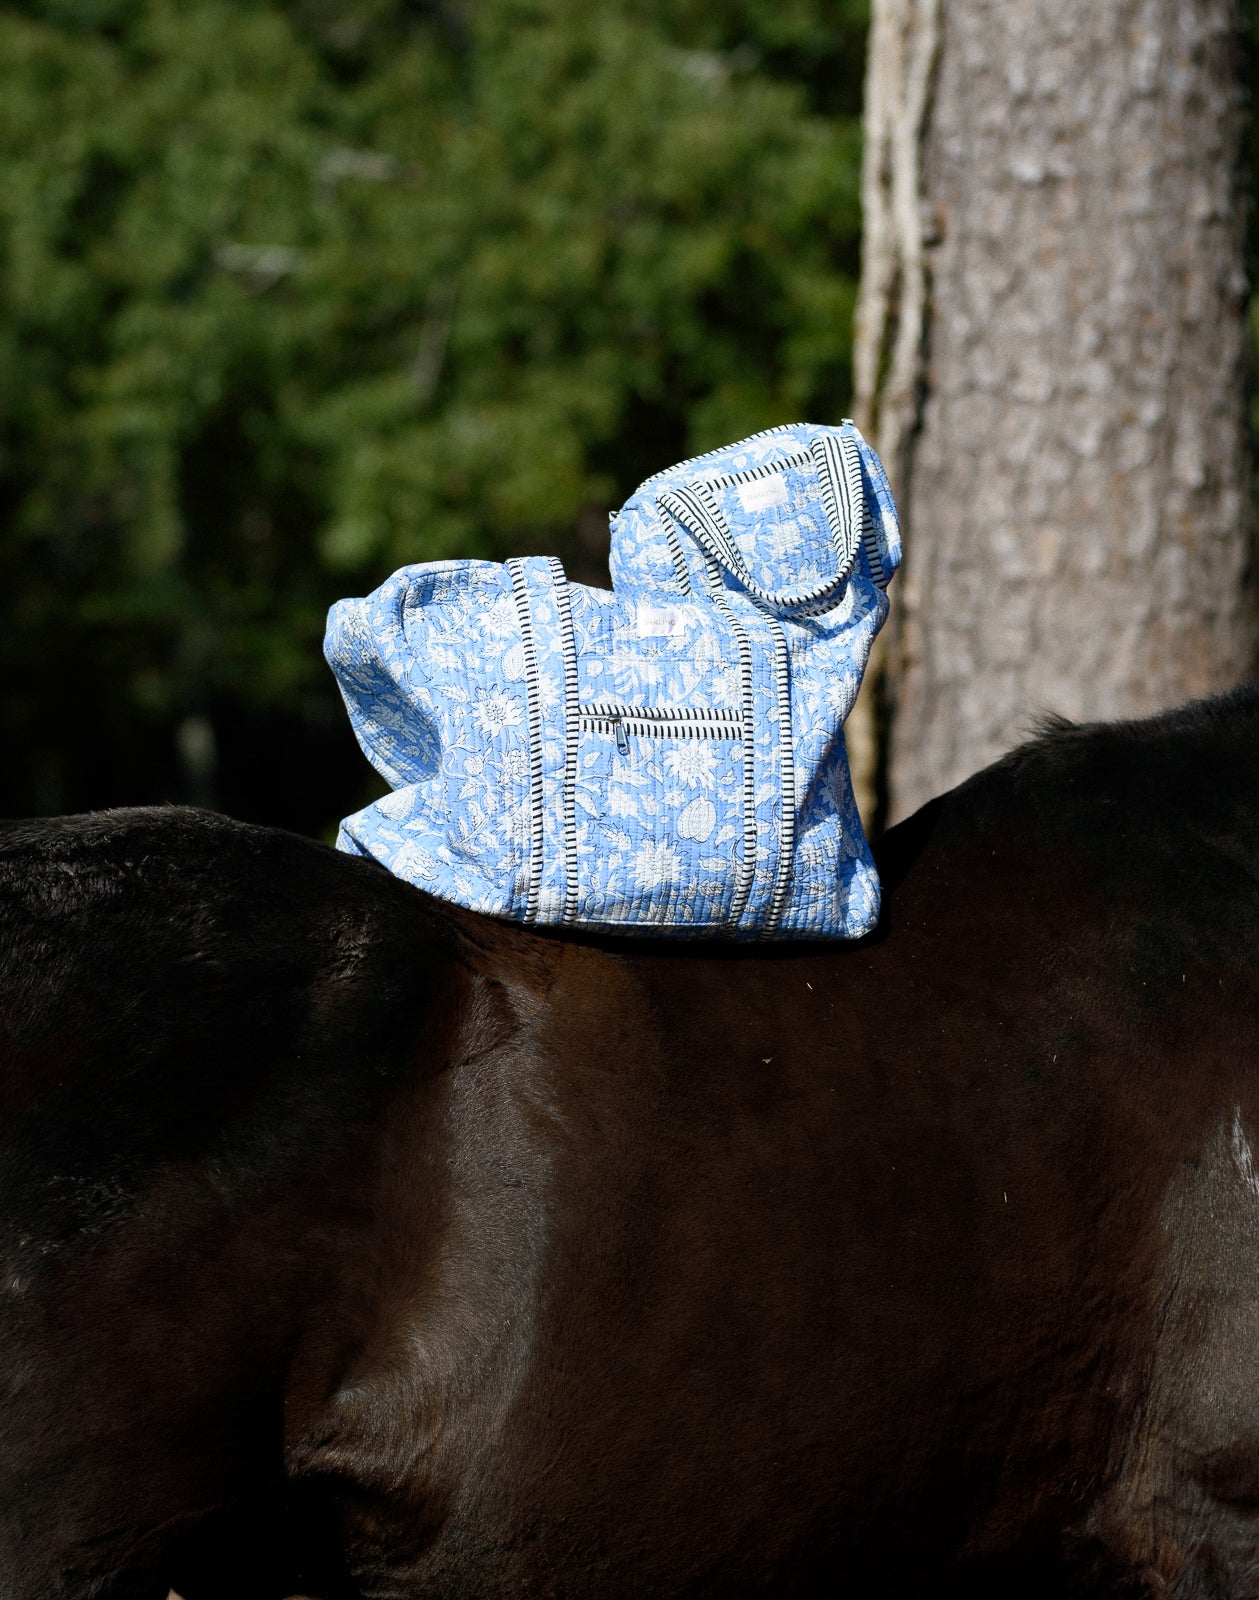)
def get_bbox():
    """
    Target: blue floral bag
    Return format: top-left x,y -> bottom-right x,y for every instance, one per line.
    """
326,420 -> 900,939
